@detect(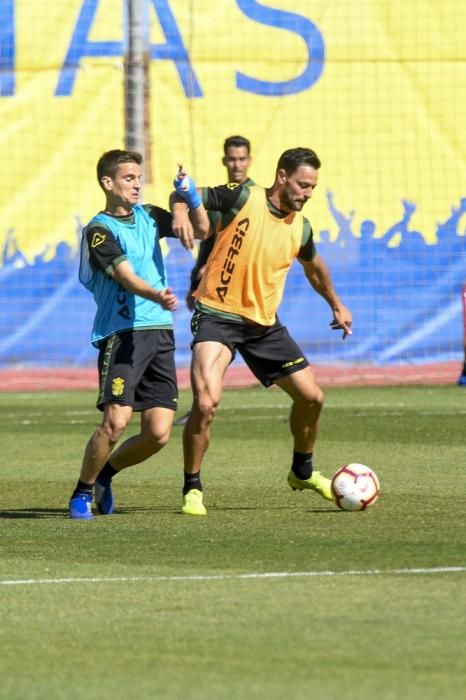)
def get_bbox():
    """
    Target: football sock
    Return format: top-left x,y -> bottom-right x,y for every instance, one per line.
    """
73,480 -> 93,496
462,361 -> 466,375
183,471 -> 203,495
291,450 -> 313,480
97,461 -> 118,485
